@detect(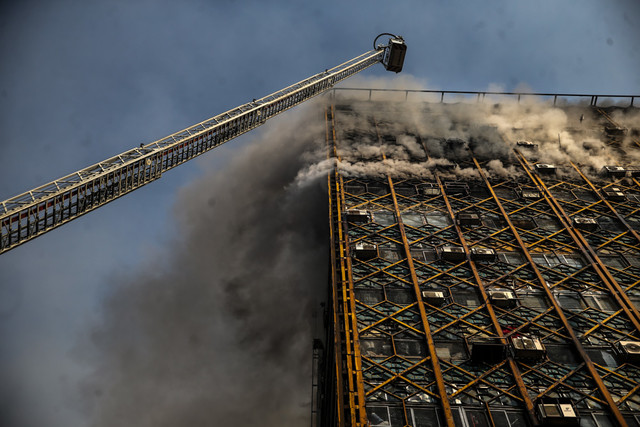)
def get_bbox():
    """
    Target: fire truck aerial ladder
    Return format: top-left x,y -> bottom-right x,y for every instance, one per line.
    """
0,34 -> 406,254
